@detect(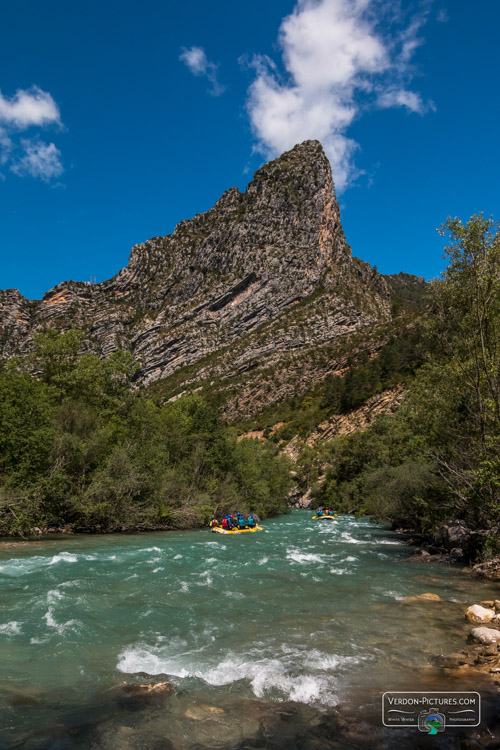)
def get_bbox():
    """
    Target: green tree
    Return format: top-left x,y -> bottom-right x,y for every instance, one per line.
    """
425,215 -> 500,525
